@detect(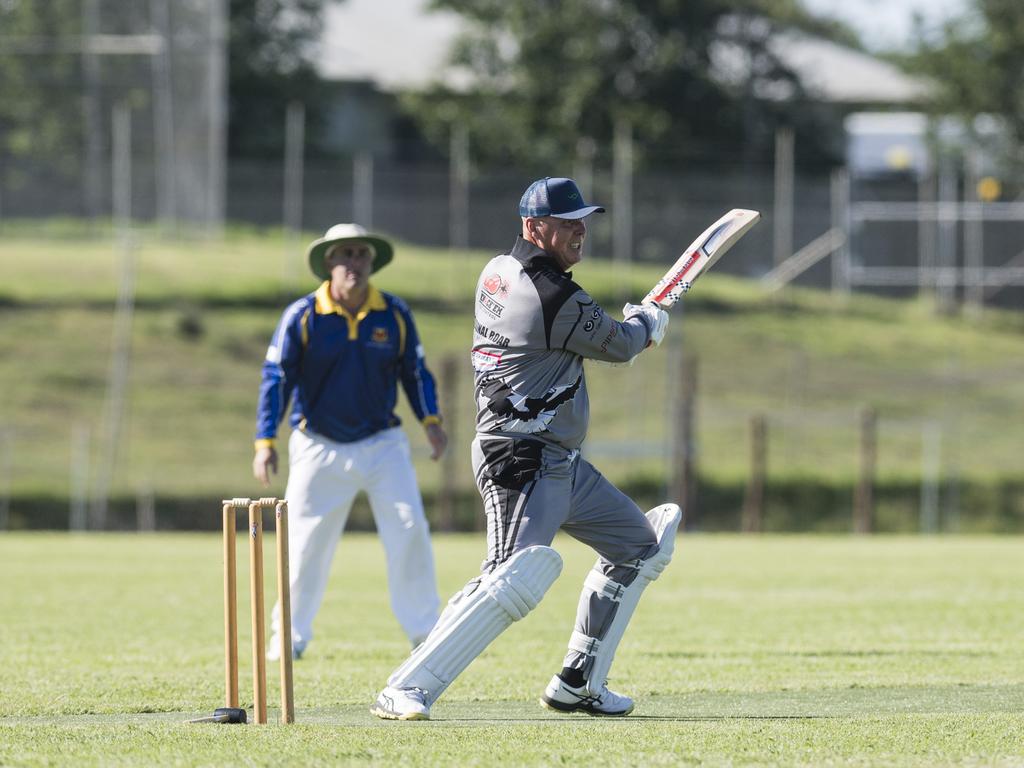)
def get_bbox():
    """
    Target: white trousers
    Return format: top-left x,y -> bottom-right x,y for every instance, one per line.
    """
271,427 -> 440,649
